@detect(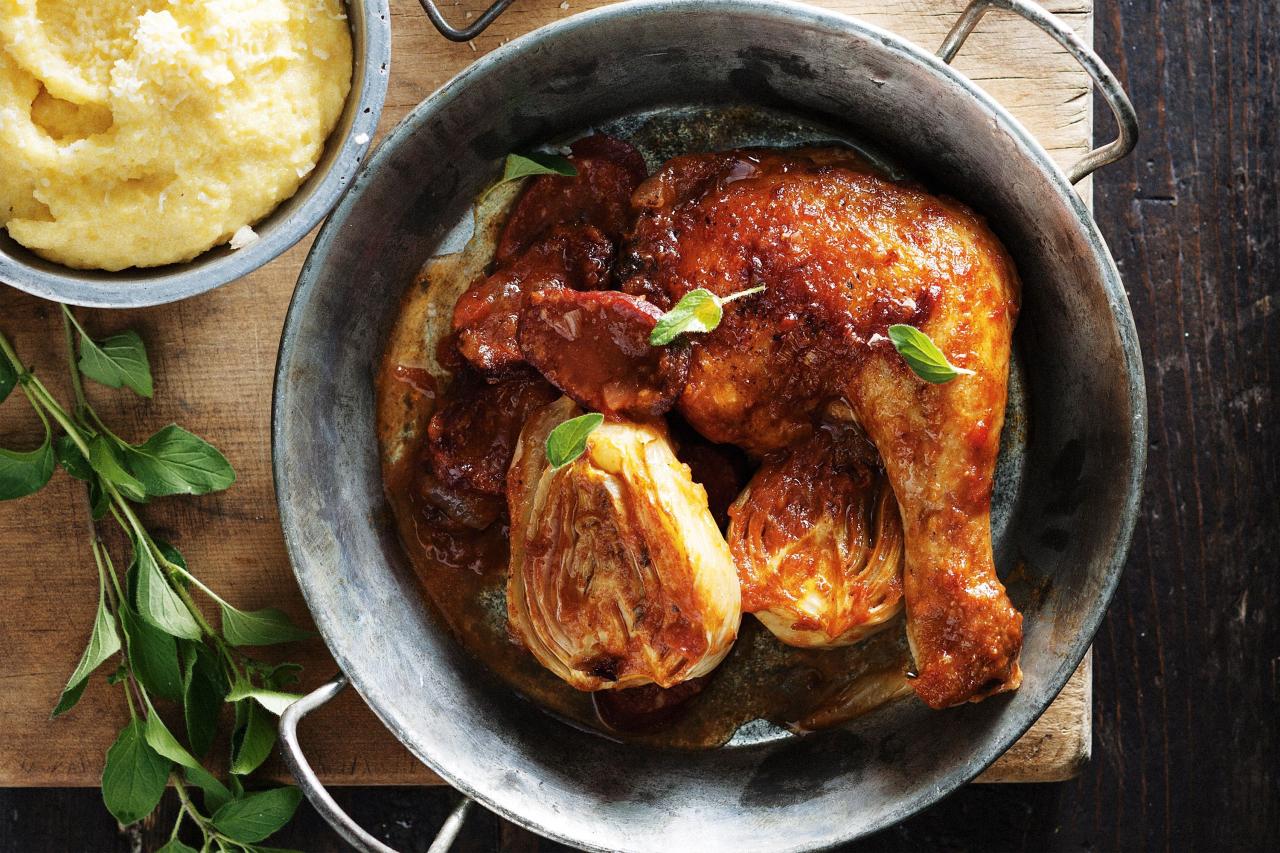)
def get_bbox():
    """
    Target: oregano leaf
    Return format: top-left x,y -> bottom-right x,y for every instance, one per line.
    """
182,642 -> 227,758
101,719 -> 170,826
887,323 -> 975,384
184,764 -> 233,814
119,424 -> 235,497
229,699 -> 276,776
226,681 -> 303,716
88,434 -> 147,502
210,786 -> 302,843
142,706 -> 201,771
134,539 -> 202,640
501,151 -> 577,183
220,604 -> 314,647
120,606 -> 182,701
0,357 -> 15,404
77,329 -> 153,398
0,426 -> 55,501
649,285 -> 765,346
52,563 -> 121,717
54,435 -> 93,481
545,413 -> 604,469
